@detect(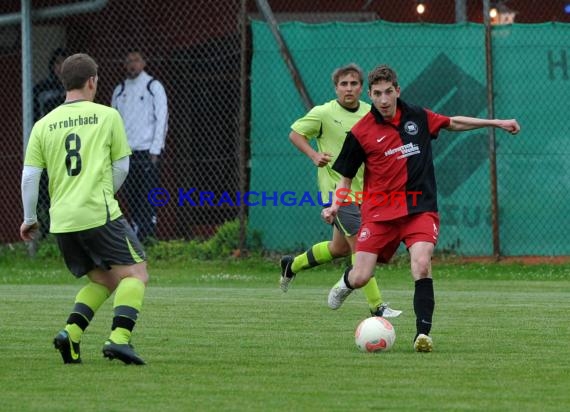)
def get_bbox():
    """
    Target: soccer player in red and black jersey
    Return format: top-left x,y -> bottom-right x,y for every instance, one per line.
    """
322,64 -> 520,352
